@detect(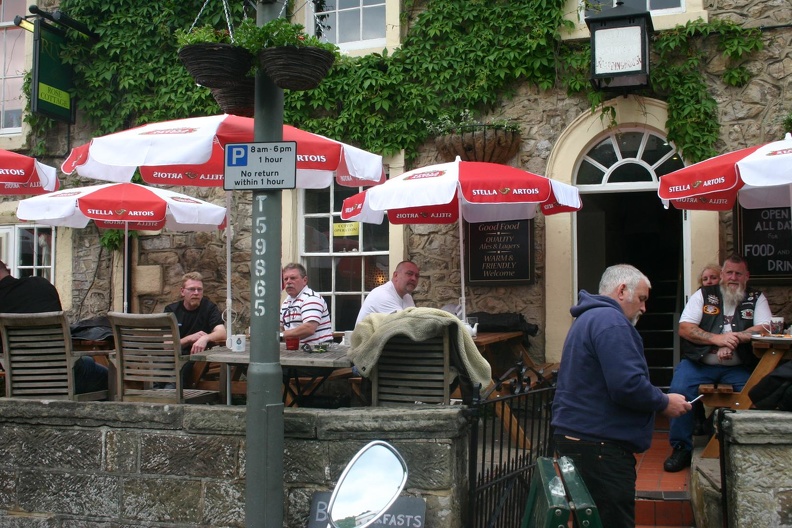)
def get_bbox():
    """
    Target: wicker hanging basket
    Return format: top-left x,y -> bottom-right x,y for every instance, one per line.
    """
435,127 -> 522,164
179,43 -> 254,88
210,78 -> 255,117
258,46 -> 336,91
